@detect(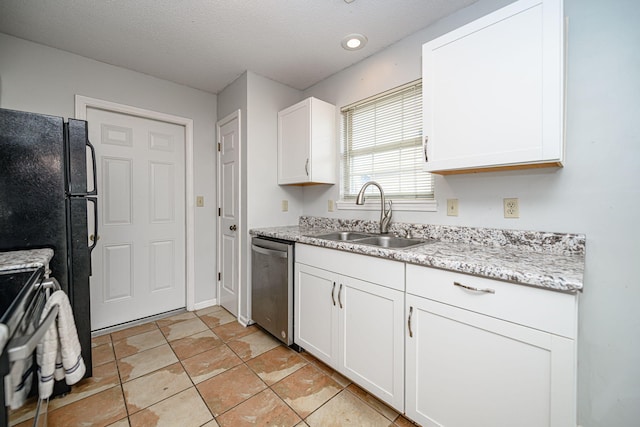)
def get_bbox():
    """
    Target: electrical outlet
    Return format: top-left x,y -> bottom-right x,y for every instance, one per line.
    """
281,200 -> 289,212
503,198 -> 519,218
328,200 -> 334,212
447,199 -> 459,216
196,196 -> 204,207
